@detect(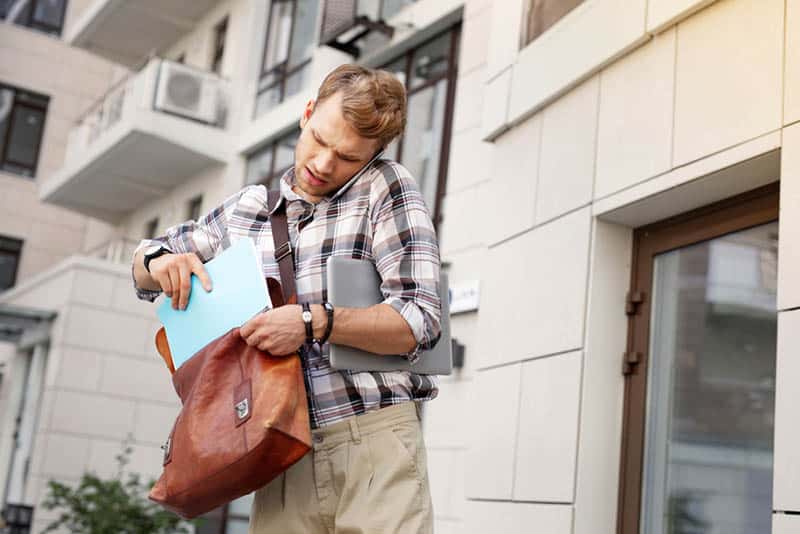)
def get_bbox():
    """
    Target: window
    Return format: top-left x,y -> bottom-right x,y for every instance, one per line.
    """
0,0 -> 68,36
211,17 -> 228,74
521,0 -> 583,47
196,494 -> 253,534
187,195 -> 203,221
380,28 -> 459,226
0,236 -> 23,290
254,0 -> 320,118
618,184 -> 779,534
246,128 -> 300,189
0,84 -> 49,178
330,0 -> 417,57
145,218 -> 159,239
